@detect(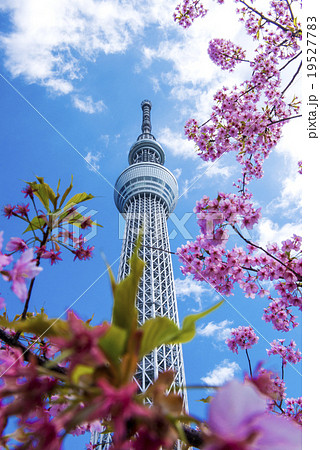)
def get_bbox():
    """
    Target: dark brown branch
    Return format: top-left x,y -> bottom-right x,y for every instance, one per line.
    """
0,328 -> 66,375
238,0 -> 296,34
230,224 -> 302,282
281,61 -> 302,96
269,114 -> 302,126
182,425 -> 204,448
12,229 -> 50,344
